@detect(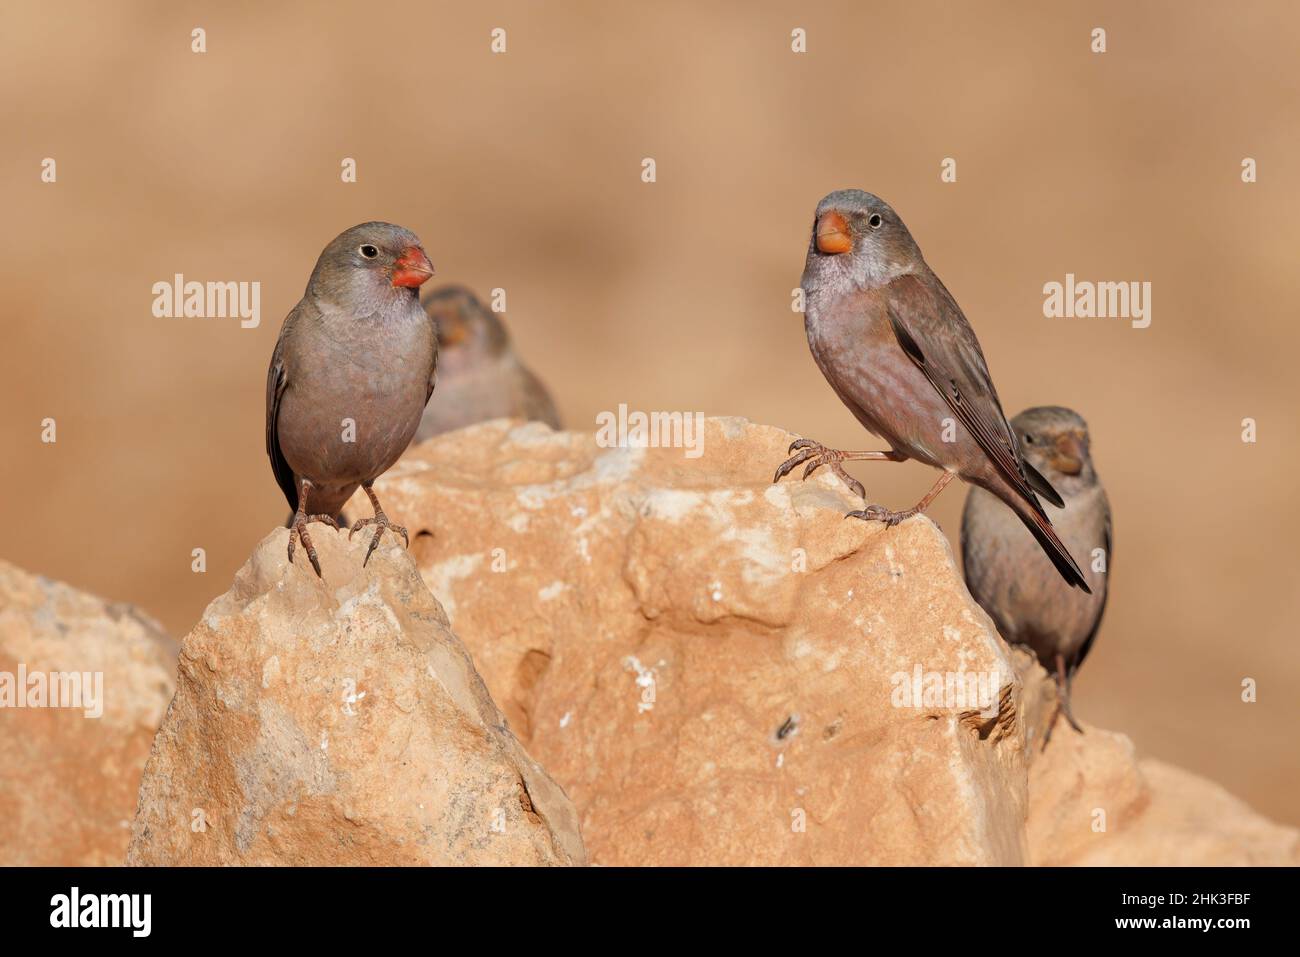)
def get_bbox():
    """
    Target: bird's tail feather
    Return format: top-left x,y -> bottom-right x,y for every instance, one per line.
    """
1011,496 -> 1092,593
